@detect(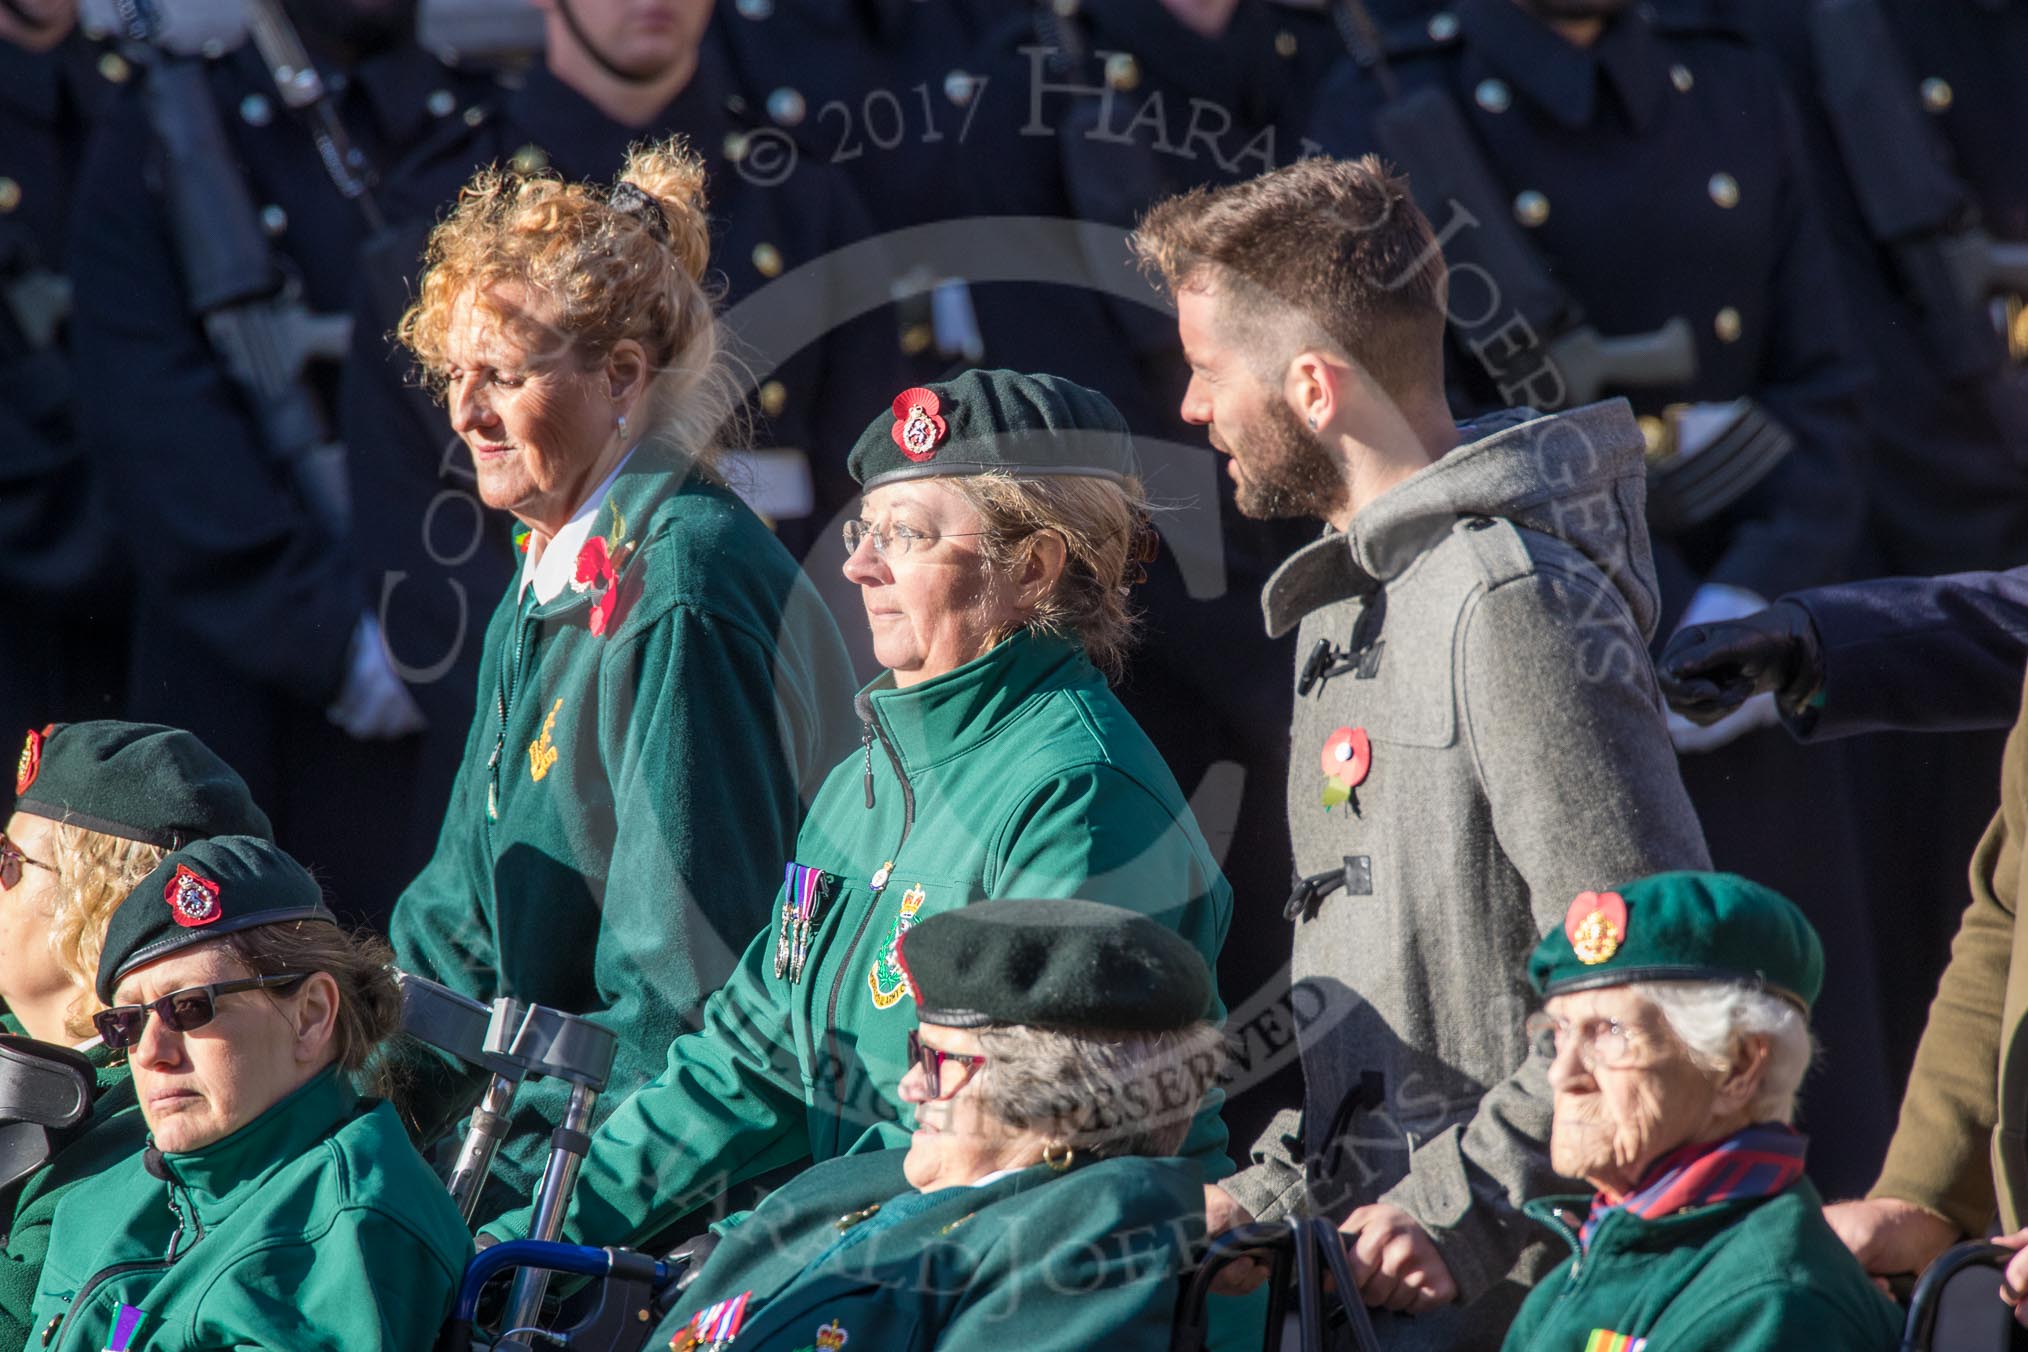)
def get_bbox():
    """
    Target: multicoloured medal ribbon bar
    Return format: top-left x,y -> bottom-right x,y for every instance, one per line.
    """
670,1290 -> 750,1351
774,864 -> 834,984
